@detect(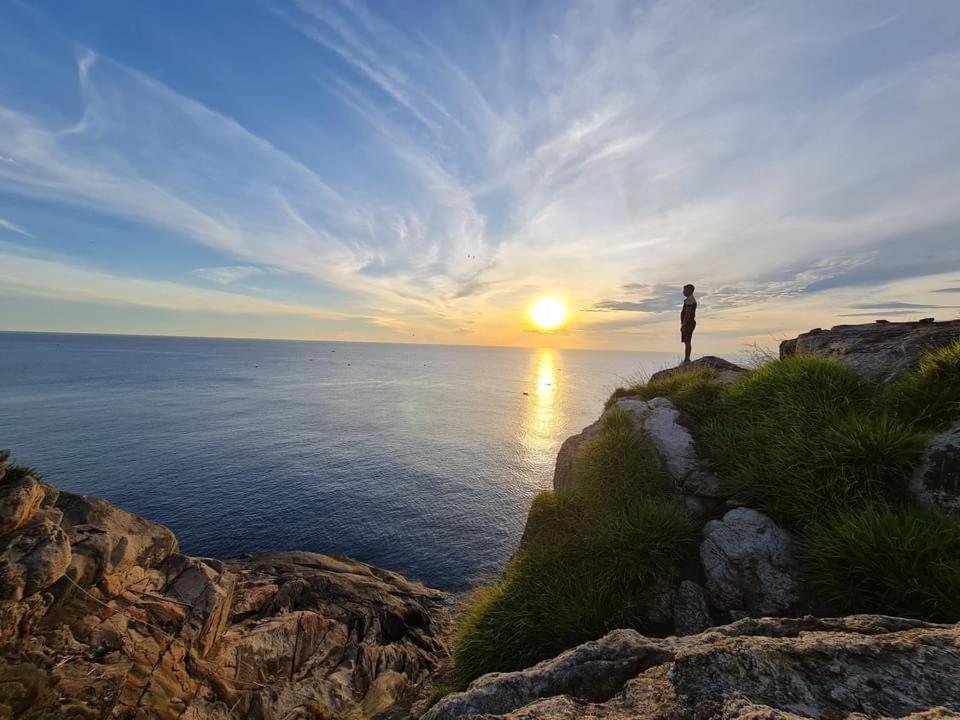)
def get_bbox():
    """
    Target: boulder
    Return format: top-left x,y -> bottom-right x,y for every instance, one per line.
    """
0,519 -> 71,602
0,466 -> 59,537
672,580 -> 712,636
779,319 -> 960,383
57,491 -> 179,594
700,508 -> 800,617
424,616 -> 960,720
616,397 -> 723,500
648,356 -> 748,385
910,422 -> 960,515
